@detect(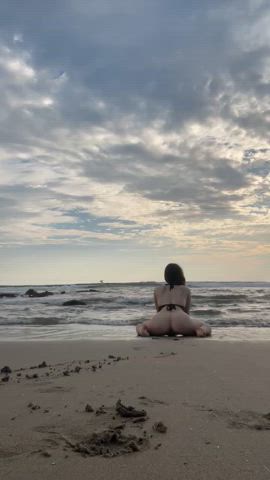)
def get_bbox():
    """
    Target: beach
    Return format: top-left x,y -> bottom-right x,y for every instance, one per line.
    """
1,338 -> 270,480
